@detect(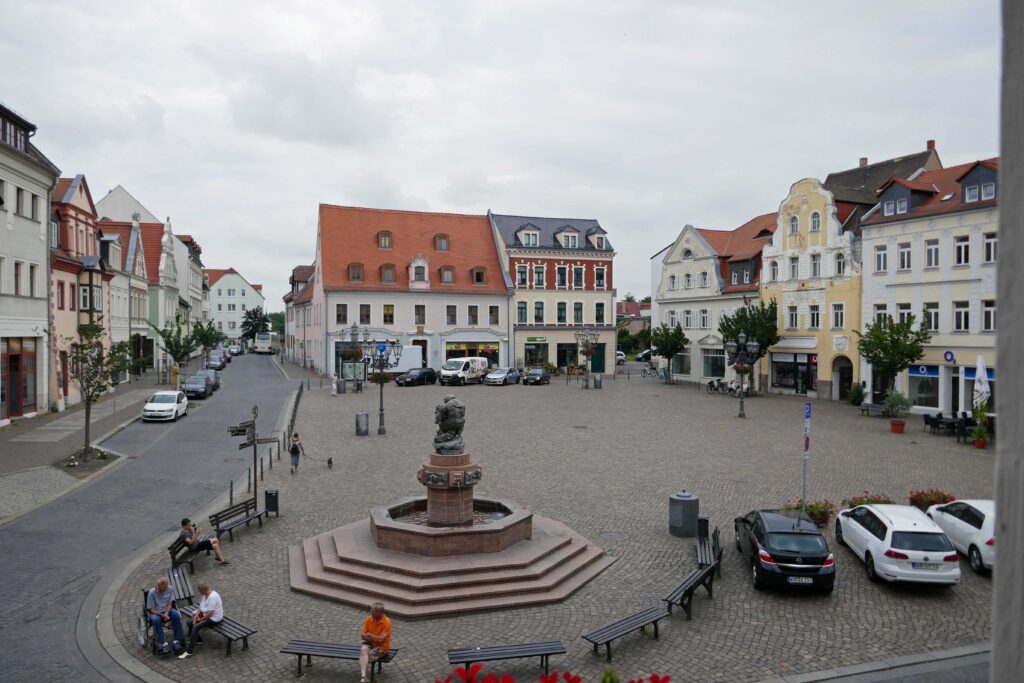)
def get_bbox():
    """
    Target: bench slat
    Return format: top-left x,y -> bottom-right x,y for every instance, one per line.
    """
448,641 -> 566,662
583,607 -> 666,643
